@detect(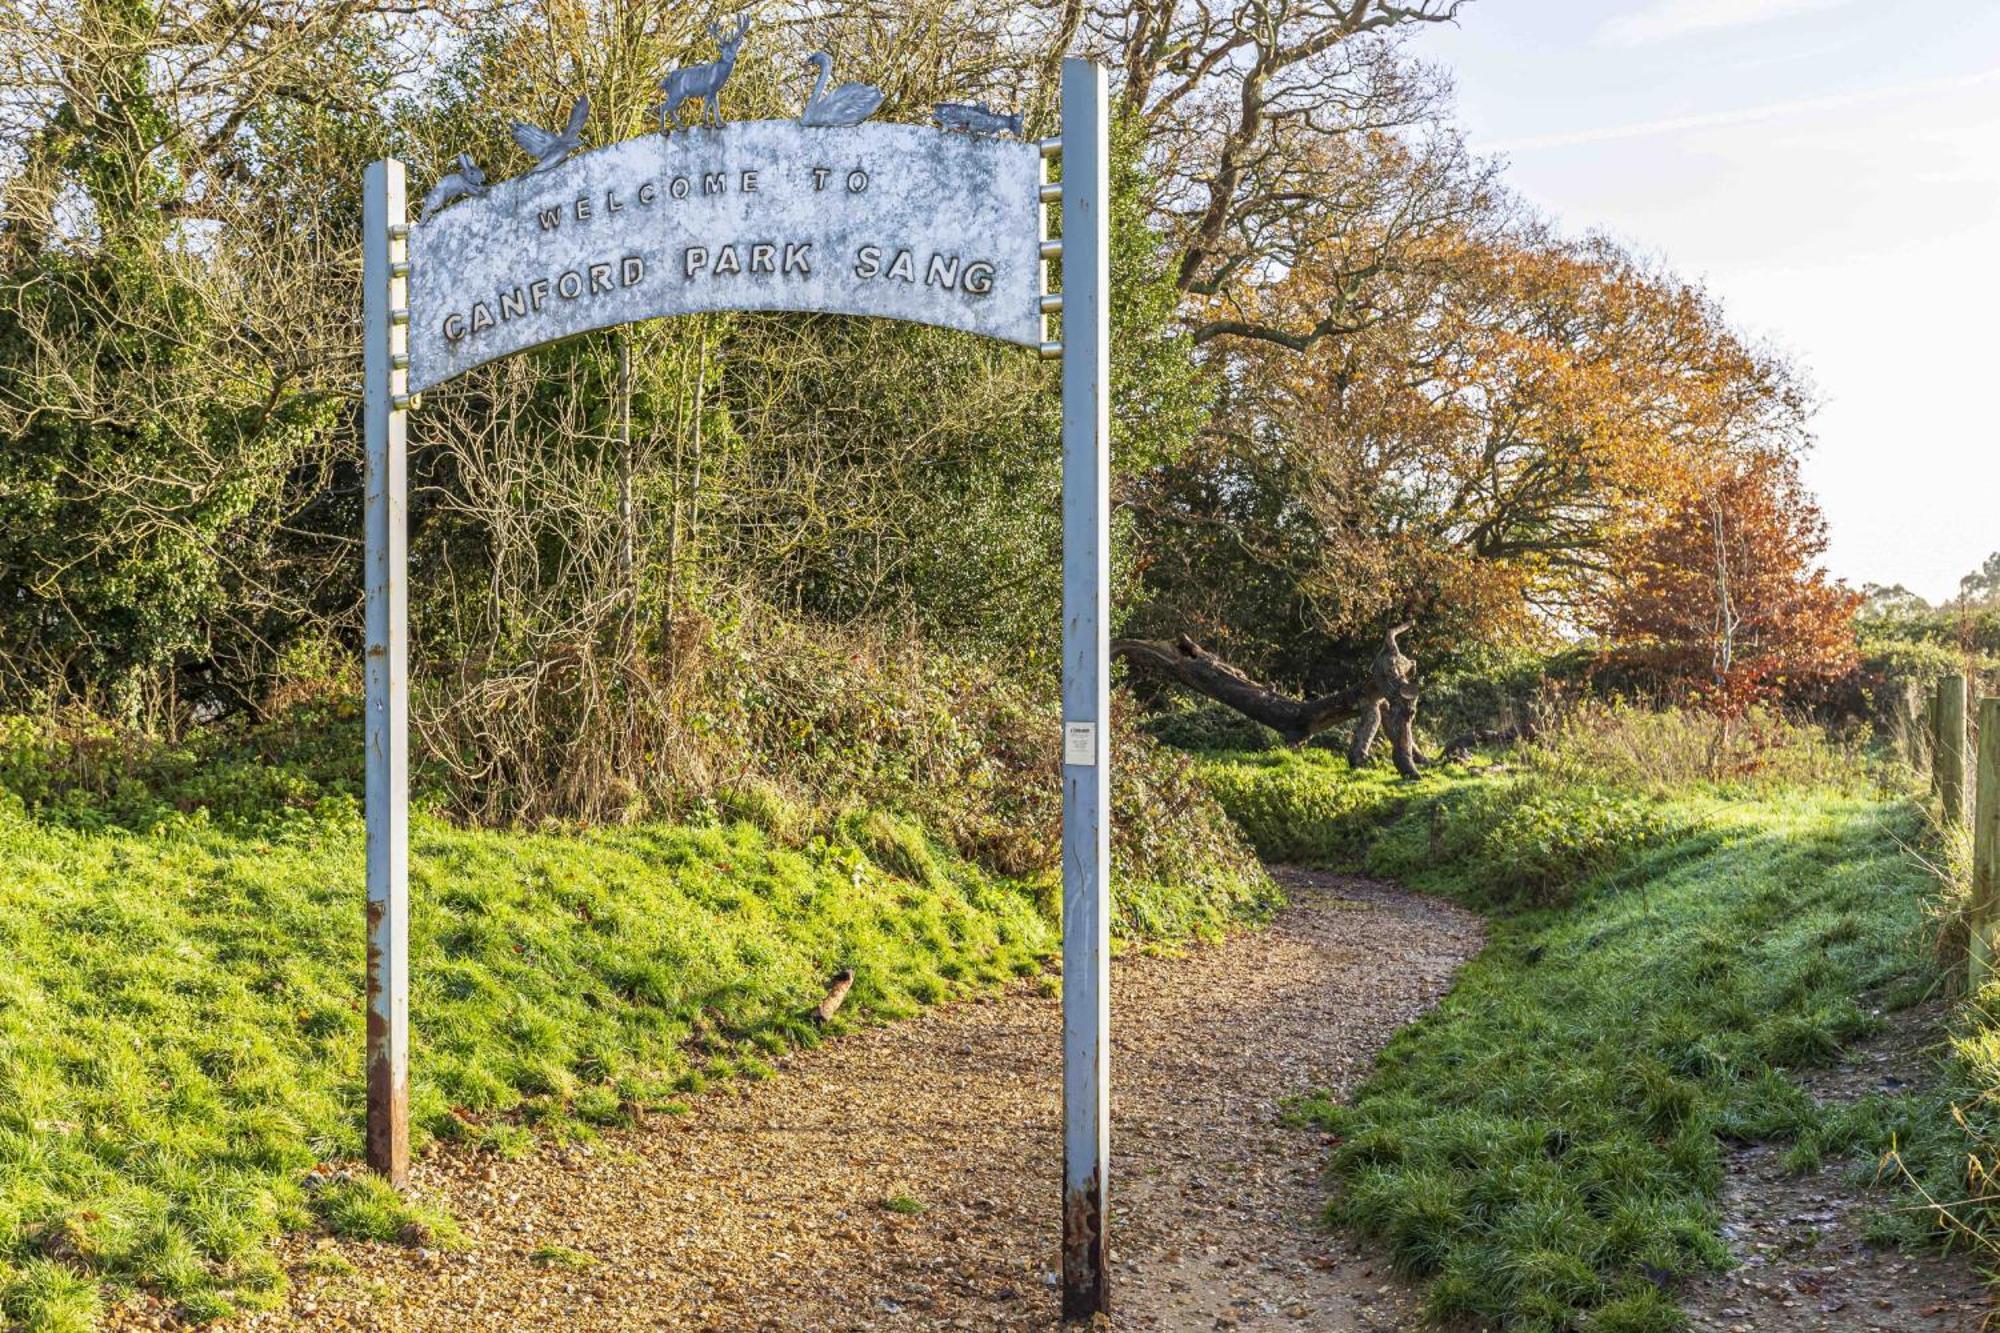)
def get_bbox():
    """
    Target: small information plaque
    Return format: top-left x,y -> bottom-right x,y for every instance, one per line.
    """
1064,721 -> 1097,766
